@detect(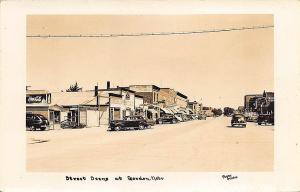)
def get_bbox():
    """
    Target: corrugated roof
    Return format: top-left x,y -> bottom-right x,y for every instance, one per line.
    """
51,92 -> 108,106
26,90 -> 50,95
